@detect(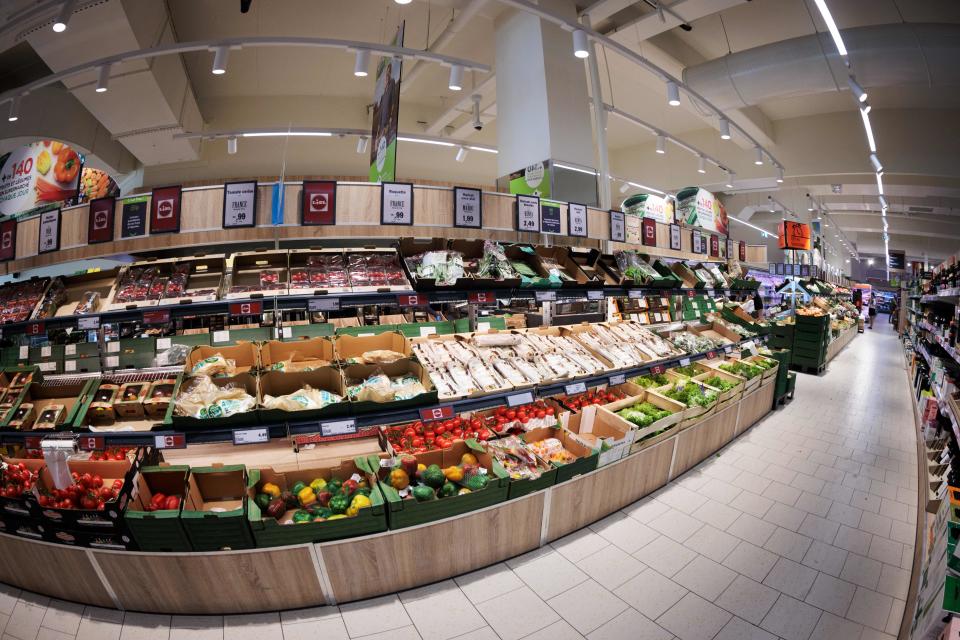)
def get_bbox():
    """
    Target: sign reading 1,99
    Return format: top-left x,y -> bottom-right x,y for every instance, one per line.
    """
516,194 -> 541,232
381,182 -> 414,225
454,187 -> 482,228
